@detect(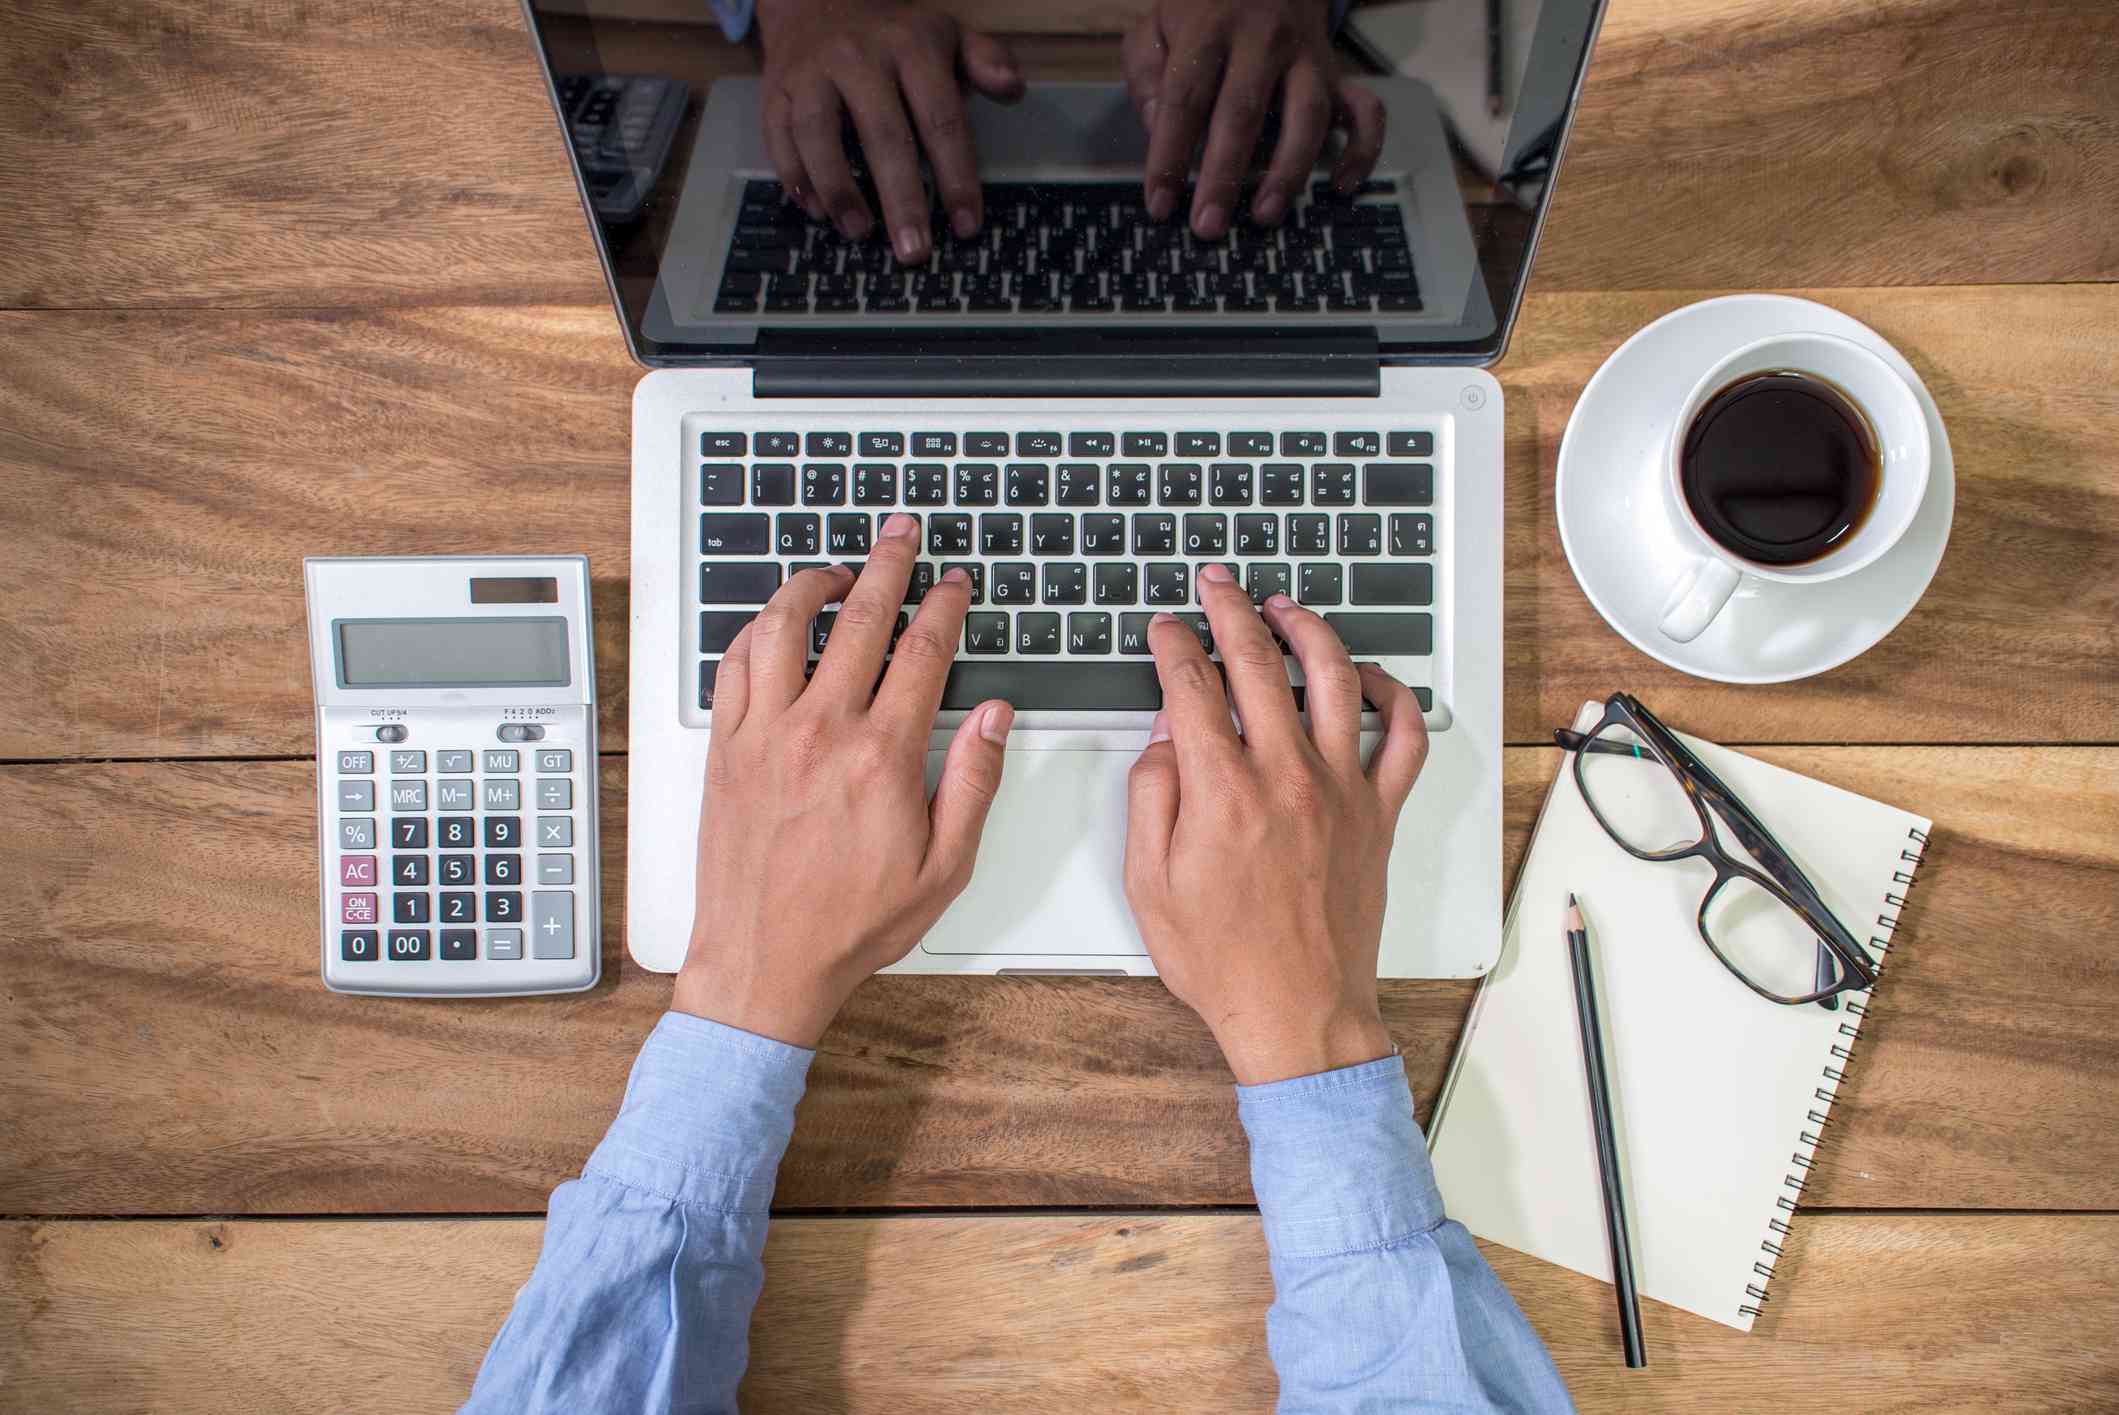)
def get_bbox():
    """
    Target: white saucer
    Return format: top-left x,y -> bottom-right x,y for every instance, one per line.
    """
1555,294 -> 1956,684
